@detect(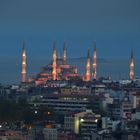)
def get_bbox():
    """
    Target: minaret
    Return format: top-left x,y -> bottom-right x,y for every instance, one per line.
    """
21,42 -> 26,83
92,41 -> 97,80
130,48 -> 134,80
85,49 -> 91,81
52,42 -> 57,80
63,42 -> 67,64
